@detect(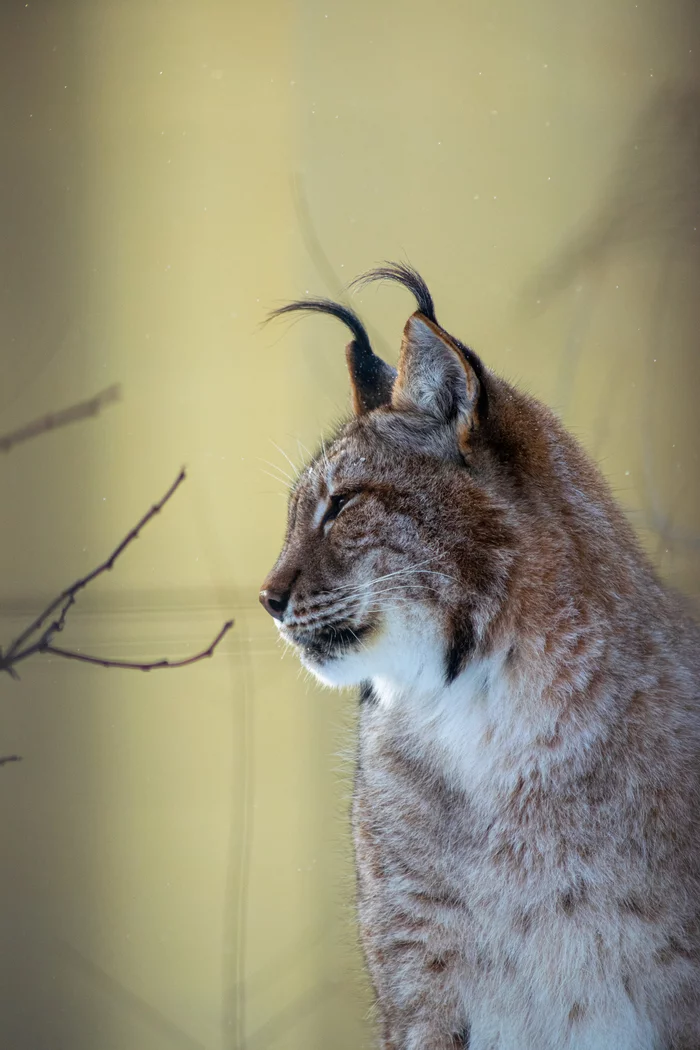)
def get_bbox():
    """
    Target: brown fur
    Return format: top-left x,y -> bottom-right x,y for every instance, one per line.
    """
260,263 -> 700,1049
